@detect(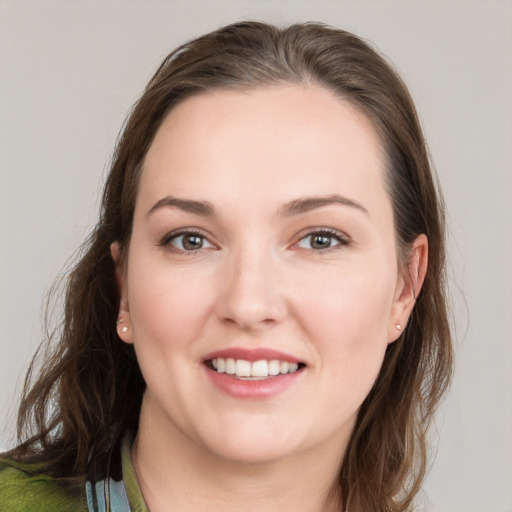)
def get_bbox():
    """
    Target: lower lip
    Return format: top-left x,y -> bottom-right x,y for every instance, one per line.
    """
204,366 -> 304,399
